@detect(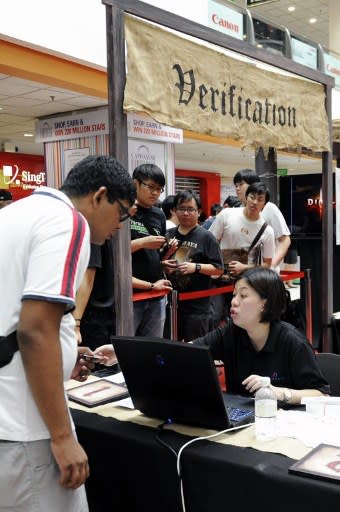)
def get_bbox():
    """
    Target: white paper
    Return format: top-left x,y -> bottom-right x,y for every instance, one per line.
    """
113,397 -> 135,409
277,409 -> 340,448
102,372 -> 126,385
